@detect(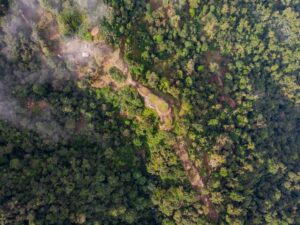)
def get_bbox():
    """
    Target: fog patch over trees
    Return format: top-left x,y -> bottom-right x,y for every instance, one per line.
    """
0,81 -> 69,141
74,0 -> 109,23
0,0 -> 92,140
